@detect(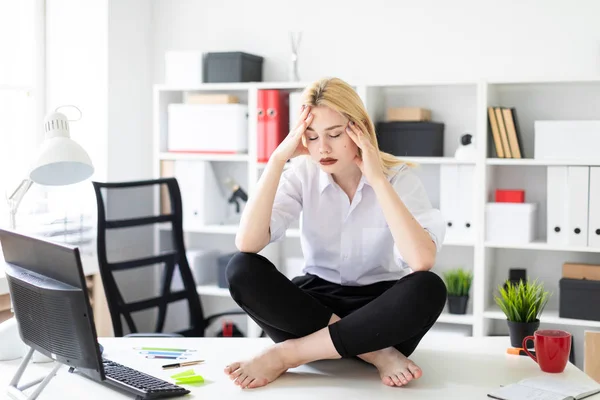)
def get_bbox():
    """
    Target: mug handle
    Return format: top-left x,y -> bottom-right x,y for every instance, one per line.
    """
522,336 -> 537,363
